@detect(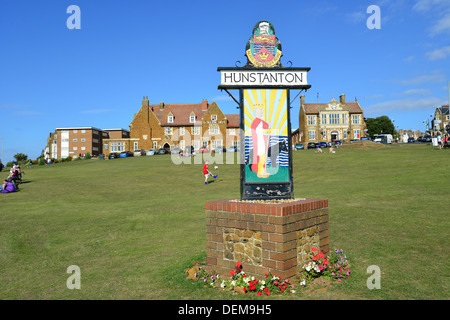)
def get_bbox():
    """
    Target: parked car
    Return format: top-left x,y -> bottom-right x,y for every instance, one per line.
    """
171,147 -> 182,154
146,148 -> 155,156
227,146 -> 237,152
319,141 -> 328,148
119,151 -> 134,158
294,143 -> 304,150
214,146 -> 226,153
108,152 -> 120,159
307,142 -> 317,149
374,134 -> 393,144
417,136 -> 424,142
157,148 -> 169,155
407,137 -> 416,143
333,140 -> 343,146
361,136 -> 371,141
199,146 -> 209,153
423,135 -> 432,142
133,149 -> 146,156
